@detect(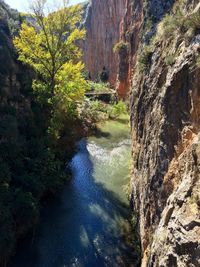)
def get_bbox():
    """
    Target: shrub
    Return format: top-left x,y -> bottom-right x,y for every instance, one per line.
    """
80,99 -> 109,123
185,9 -> 200,34
108,101 -> 127,119
0,162 -> 11,184
138,45 -> 153,71
86,81 -> 111,93
164,54 -> 176,66
156,12 -> 185,40
113,41 -> 128,53
0,105 -> 17,116
12,189 -> 39,235
156,4 -> 200,41
79,99 -> 127,123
